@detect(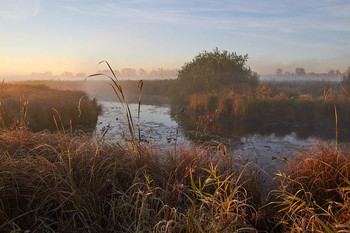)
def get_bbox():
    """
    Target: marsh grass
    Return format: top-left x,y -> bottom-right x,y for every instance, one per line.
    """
187,88 -> 350,132
0,126 -> 349,232
1,75 -> 350,232
0,83 -> 101,131
4,128 -> 349,232
272,144 -> 350,232
0,129 -> 266,232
